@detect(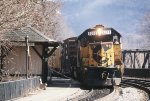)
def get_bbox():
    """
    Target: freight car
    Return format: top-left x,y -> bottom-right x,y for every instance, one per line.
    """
61,37 -> 78,77
73,25 -> 124,86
